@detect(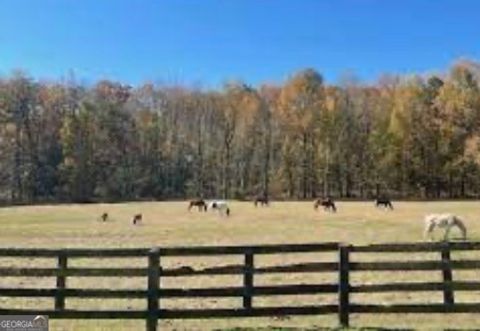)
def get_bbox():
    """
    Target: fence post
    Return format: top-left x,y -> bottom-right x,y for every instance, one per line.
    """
147,248 -> 160,331
441,243 -> 454,306
243,249 -> 254,310
55,250 -> 67,310
338,244 -> 350,328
